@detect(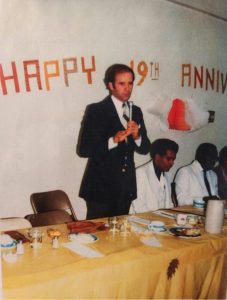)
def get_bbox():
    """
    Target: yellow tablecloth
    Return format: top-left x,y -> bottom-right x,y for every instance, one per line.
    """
2,206 -> 227,299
